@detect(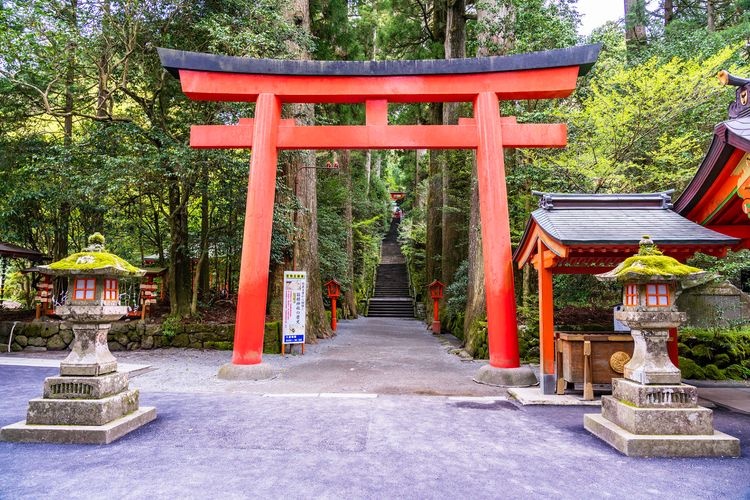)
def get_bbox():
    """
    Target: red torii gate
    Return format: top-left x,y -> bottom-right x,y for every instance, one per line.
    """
159,45 -> 600,381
